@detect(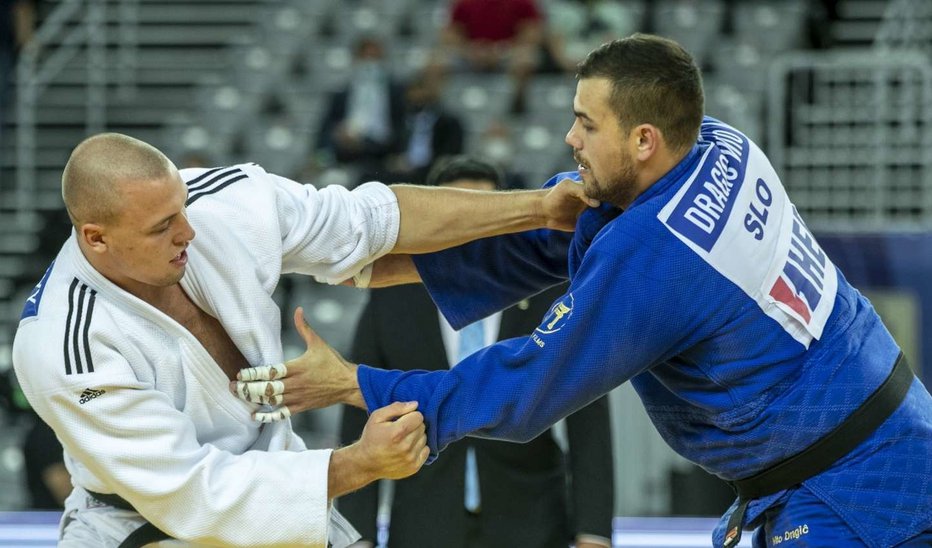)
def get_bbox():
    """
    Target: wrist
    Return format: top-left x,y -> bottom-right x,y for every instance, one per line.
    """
518,189 -> 550,230
532,189 -> 549,228
343,363 -> 366,409
329,443 -> 377,499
